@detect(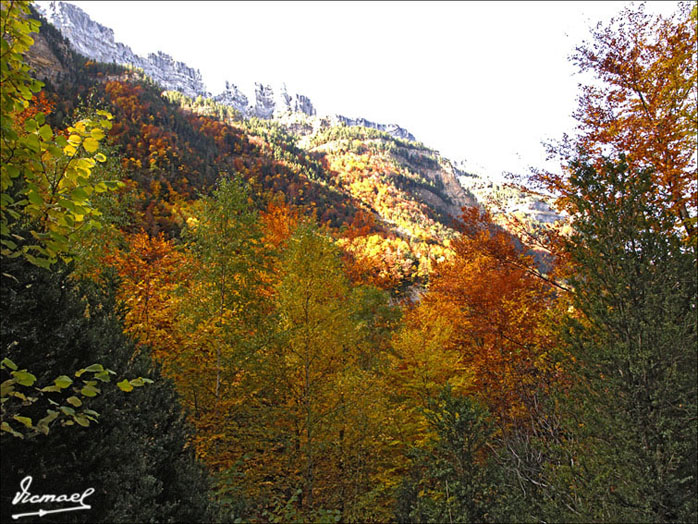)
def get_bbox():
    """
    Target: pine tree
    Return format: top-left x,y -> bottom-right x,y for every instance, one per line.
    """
0,256 -> 217,523
545,156 -> 697,522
